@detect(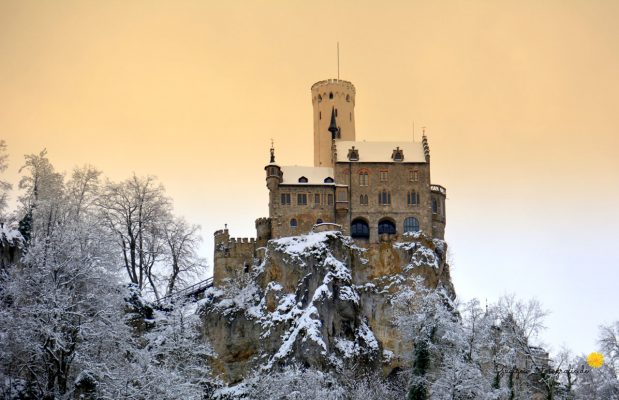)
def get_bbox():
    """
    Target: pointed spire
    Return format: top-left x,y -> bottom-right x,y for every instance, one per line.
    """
269,139 -> 275,163
328,107 -> 339,139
